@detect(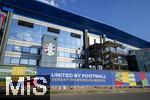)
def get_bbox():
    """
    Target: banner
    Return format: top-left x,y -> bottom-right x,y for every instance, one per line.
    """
0,66 -> 150,87
11,67 -> 37,76
37,68 -> 150,87
0,67 -> 12,75
12,67 -> 26,75
37,68 -> 113,86
114,71 -> 150,87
